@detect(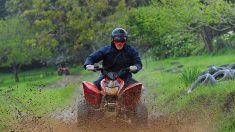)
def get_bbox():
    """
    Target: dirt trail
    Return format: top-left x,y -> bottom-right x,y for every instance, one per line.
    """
17,110 -> 214,132
15,75 -> 214,132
